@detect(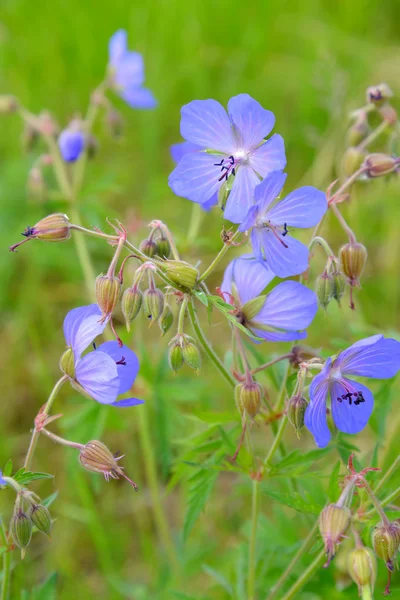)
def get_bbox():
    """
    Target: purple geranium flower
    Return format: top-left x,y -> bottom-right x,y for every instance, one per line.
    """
108,29 -> 156,109
62,304 -> 143,407
0,471 -> 7,486
58,129 -> 85,162
168,94 -> 286,223
221,254 -> 318,342
239,171 -> 327,277
305,335 -> 400,448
